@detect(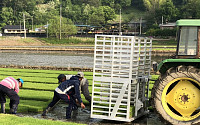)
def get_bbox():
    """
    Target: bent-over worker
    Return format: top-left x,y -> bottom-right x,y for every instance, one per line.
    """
42,74 -> 85,119
58,72 -> 91,104
0,77 -> 24,114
